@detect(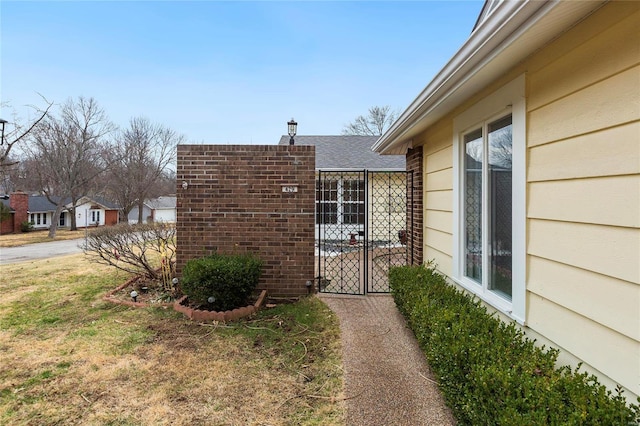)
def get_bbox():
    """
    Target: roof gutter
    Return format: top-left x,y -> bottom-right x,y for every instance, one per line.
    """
373,0 -> 606,155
